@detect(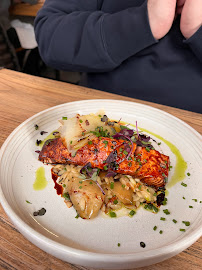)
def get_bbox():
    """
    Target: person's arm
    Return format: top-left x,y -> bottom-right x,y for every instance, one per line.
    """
35,0 -> 177,72
34,0 -> 158,72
